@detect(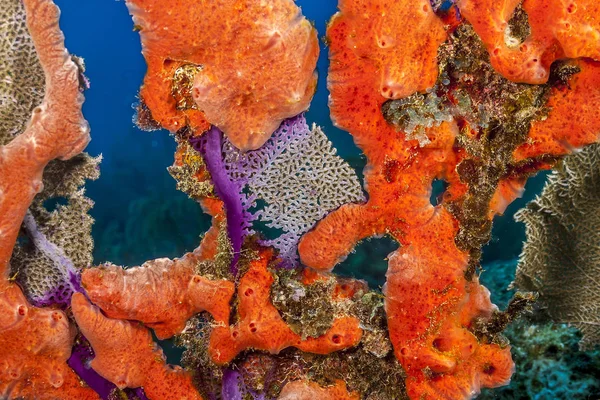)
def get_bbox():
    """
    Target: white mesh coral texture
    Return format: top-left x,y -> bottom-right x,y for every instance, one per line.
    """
222,114 -> 365,263
0,0 -> 44,144
515,143 -> 600,350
